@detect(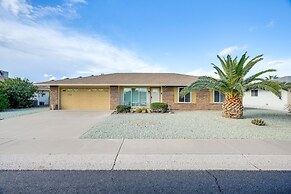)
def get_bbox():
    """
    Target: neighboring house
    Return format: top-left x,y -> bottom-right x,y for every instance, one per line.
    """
33,86 -> 50,106
0,70 -> 8,81
243,76 -> 291,111
37,73 -> 223,111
